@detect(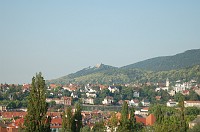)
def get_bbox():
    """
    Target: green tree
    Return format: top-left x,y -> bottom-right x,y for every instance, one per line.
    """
129,107 -> 136,131
92,121 -> 106,132
24,72 -> 50,132
179,98 -> 187,132
107,112 -> 118,132
80,126 -> 91,132
62,110 -> 67,132
118,101 -> 130,132
62,106 -> 73,132
154,105 -> 164,124
185,107 -> 200,116
72,102 -> 82,132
